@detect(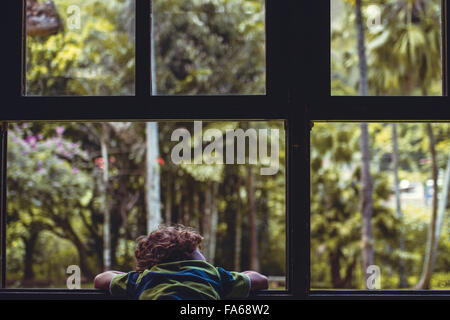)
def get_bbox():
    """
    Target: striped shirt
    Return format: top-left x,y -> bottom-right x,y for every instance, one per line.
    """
110,260 -> 251,300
